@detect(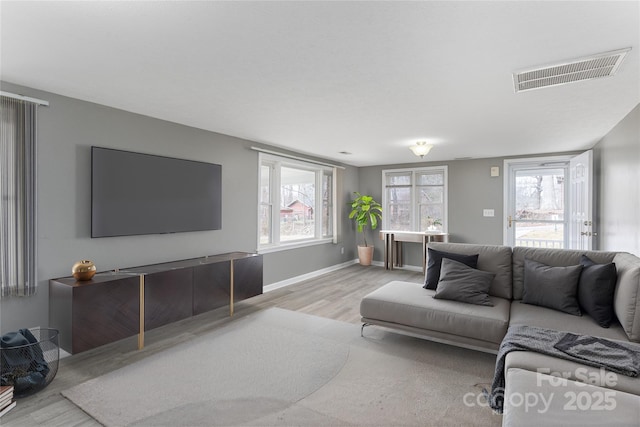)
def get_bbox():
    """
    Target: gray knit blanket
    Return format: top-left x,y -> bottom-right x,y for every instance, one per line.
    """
487,325 -> 640,413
